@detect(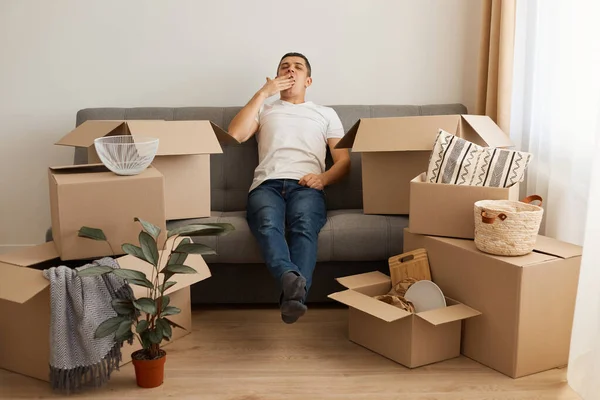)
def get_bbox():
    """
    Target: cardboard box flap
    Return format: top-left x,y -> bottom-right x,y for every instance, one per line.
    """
533,235 -> 583,259
461,115 -> 513,148
0,242 -> 59,267
416,302 -> 481,326
338,116 -> 460,152
56,120 -> 125,148
328,289 -> 411,322
50,164 -> 110,175
411,172 -> 426,184
50,164 -> 163,186
210,122 -> 241,146
335,120 -> 360,149
335,271 -> 391,290
0,262 -> 50,304
127,121 -> 224,156
0,242 -> 59,303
